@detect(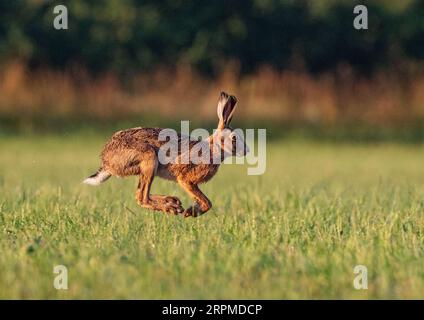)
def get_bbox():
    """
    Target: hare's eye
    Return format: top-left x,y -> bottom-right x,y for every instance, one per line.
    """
231,135 -> 237,141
